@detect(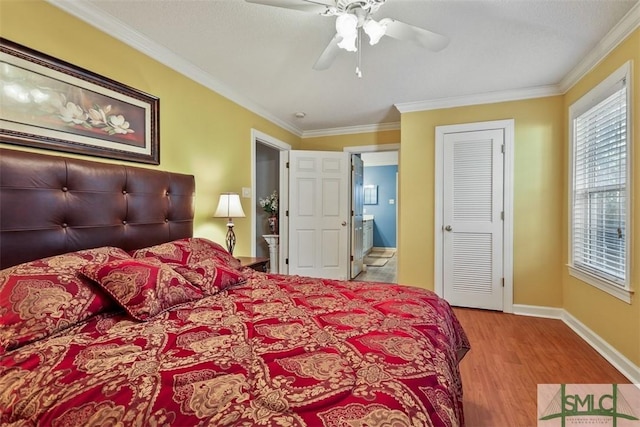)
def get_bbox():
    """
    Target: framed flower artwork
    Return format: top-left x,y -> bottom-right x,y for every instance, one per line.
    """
0,38 -> 160,164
